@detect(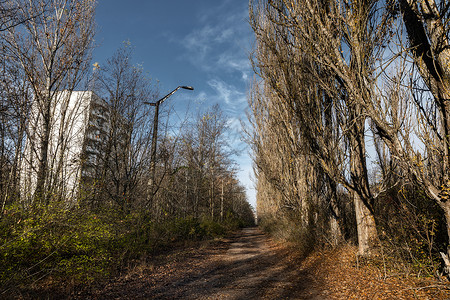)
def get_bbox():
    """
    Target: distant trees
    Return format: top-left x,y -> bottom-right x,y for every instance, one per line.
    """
249,0 -> 450,274
150,104 -> 252,223
92,47 -> 254,221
